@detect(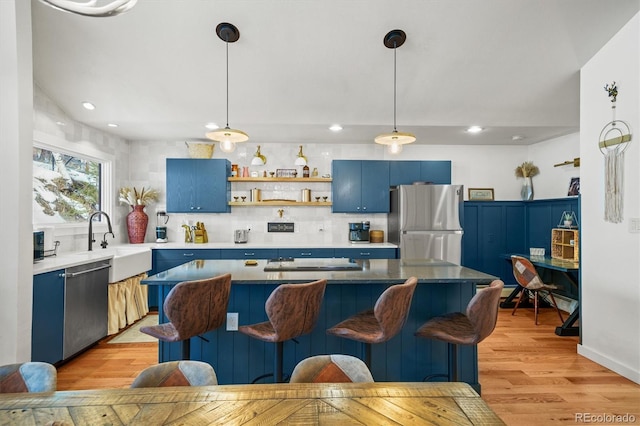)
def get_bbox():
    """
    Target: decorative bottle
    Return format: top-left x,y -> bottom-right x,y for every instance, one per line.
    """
303,165 -> 310,178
